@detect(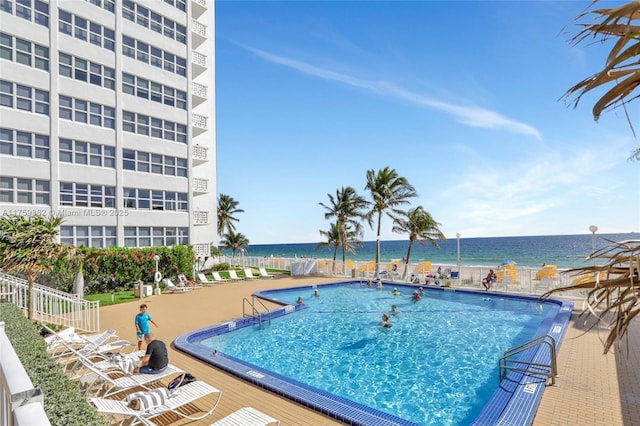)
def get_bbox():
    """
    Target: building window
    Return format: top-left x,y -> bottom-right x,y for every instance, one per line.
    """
124,226 -> 188,247
122,111 -> 186,143
121,35 -> 186,77
121,73 -> 186,111
59,95 -> 114,129
0,128 -> 49,159
59,138 -> 115,168
122,1 -> 187,44
59,182 -> 115,208
121,149 -> 188,178
58,9 -> 114,51
0,80 -> 49,115
3,0 -> 49,27
0,176 -> 49,204
59,52 -> 115,90
61,226 -> 116,247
